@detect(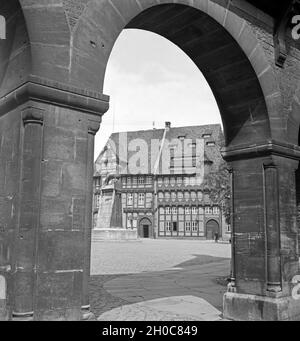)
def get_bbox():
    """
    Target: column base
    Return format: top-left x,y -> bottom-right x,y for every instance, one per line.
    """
223,292 -> 300,321
81,306 -> 96,321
